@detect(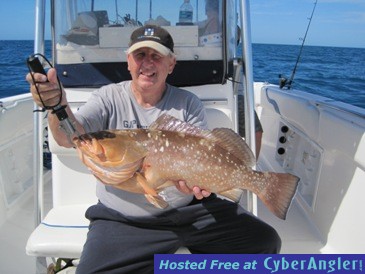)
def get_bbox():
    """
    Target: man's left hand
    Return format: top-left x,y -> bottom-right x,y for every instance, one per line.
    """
175,181 -> 211,200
